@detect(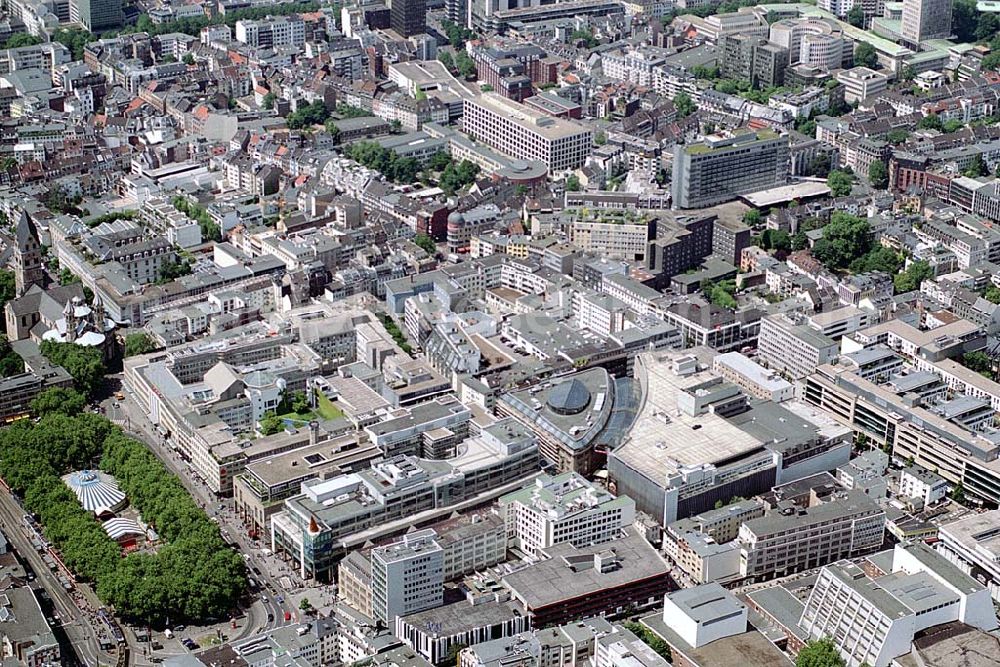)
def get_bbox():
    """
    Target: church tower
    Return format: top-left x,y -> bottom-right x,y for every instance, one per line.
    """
12,210 -> 44,297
